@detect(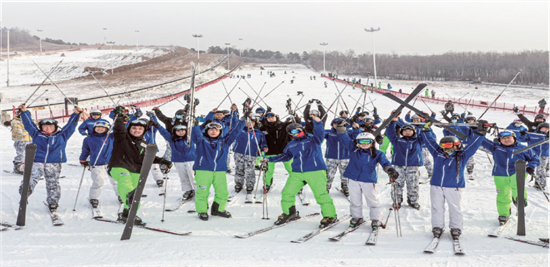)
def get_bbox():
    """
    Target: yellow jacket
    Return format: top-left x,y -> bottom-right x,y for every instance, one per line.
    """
11,117 -> 35,142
